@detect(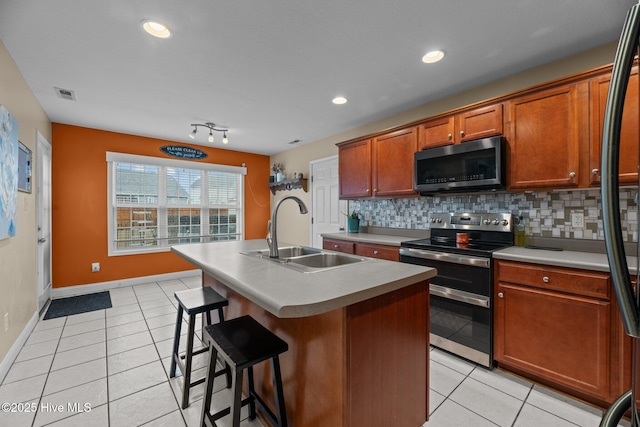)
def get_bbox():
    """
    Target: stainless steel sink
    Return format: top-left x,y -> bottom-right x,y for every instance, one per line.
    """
241,246 -> 321,259
240,246 -> 369,273
287,252 -> 365,268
